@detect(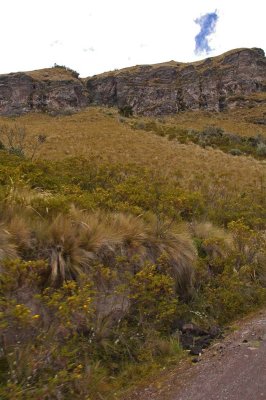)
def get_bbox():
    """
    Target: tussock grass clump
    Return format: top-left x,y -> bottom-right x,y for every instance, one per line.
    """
71,210 -> 195,298
39,214 -> 91,285
0,207 -> 196,295
7,215 -> 32,254
0,226 -> 17,263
